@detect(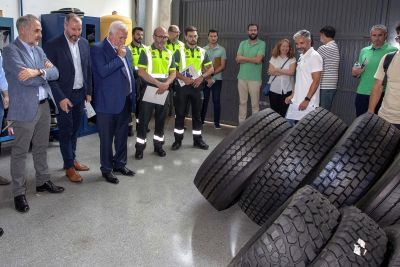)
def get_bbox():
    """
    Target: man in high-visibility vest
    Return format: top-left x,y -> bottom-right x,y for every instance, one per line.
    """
128,26 -> 149,136
166,25 -> 185,117
172,25 -> 214,151
135,26 -> 176,159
